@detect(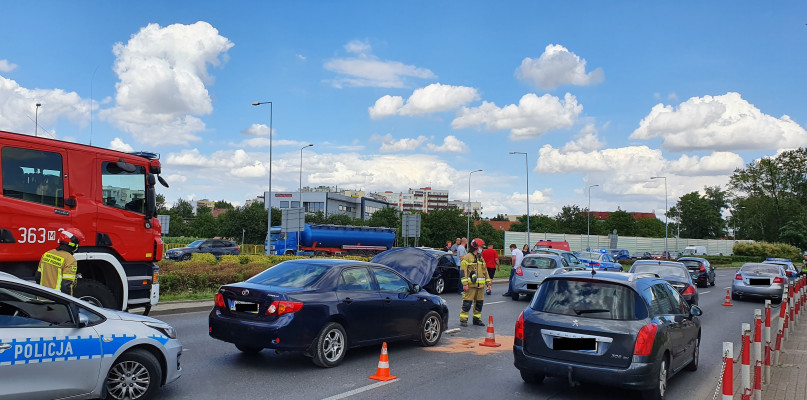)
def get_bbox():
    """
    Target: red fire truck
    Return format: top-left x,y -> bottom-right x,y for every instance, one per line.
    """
0,130 -> 168,314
